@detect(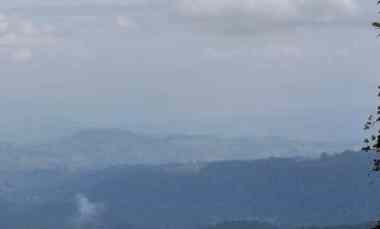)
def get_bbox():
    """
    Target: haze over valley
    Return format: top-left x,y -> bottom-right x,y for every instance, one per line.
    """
0,0 -> 378,228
